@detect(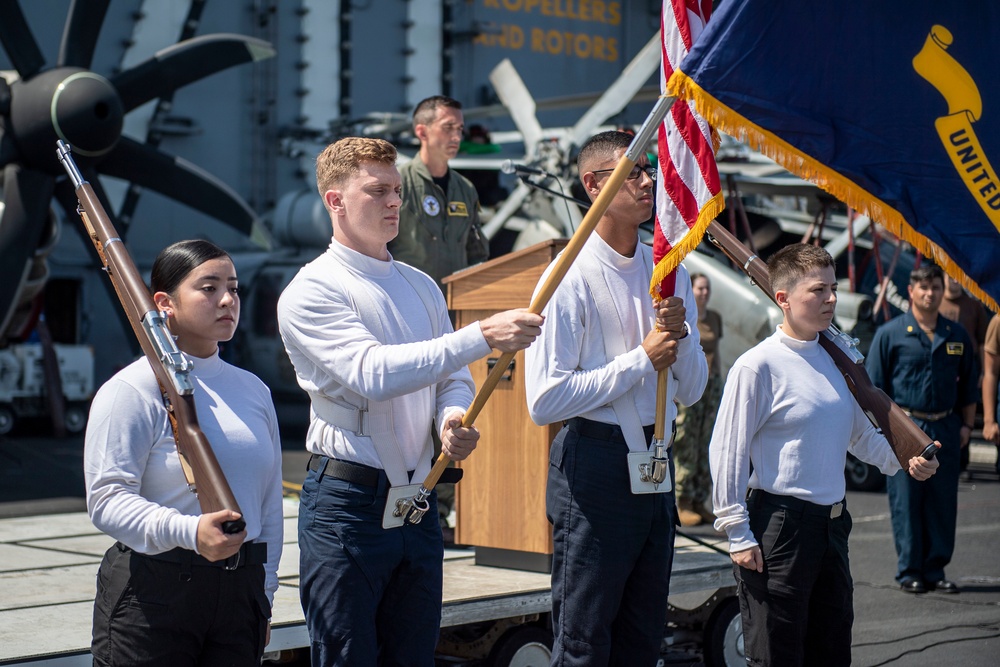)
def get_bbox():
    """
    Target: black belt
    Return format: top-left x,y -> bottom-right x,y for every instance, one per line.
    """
308,454 -> 463,486
747,489 -> 844,519
116,540 -> 267,570
566,417 -> 668,445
